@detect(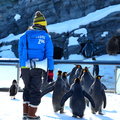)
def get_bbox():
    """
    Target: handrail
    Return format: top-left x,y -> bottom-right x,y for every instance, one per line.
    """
0,58 -> 19,64
0,58 -> 120,65
0,58 -> 119,93
54,60 -> 120,65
